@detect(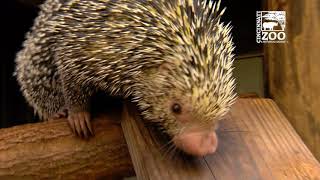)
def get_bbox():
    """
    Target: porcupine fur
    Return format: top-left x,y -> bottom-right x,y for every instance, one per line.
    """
15,0 -> 236,137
